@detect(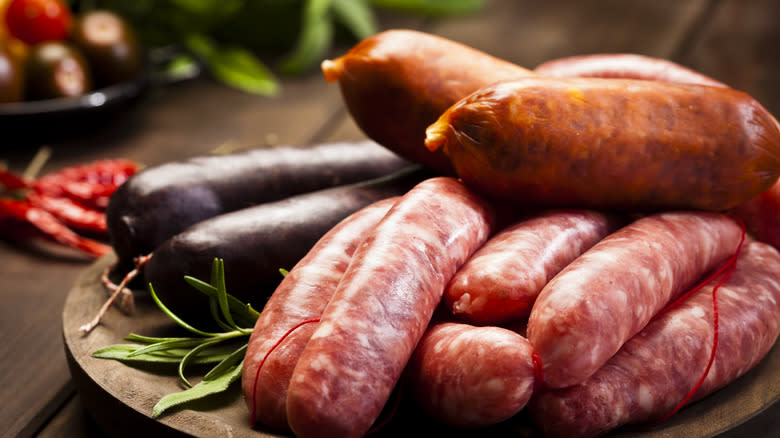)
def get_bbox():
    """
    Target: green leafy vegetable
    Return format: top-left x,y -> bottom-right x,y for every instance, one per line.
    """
75,0 -> 483,94
152,360 -> 244,419
91,258 -> 258,418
